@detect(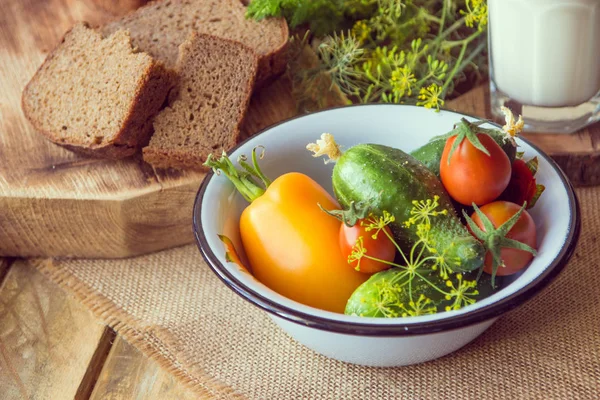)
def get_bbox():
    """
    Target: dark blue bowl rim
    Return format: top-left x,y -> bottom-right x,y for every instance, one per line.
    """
193,103 -> 581,337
